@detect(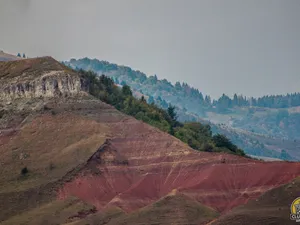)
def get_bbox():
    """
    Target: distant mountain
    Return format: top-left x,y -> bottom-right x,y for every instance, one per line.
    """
64,58 -> 300,161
